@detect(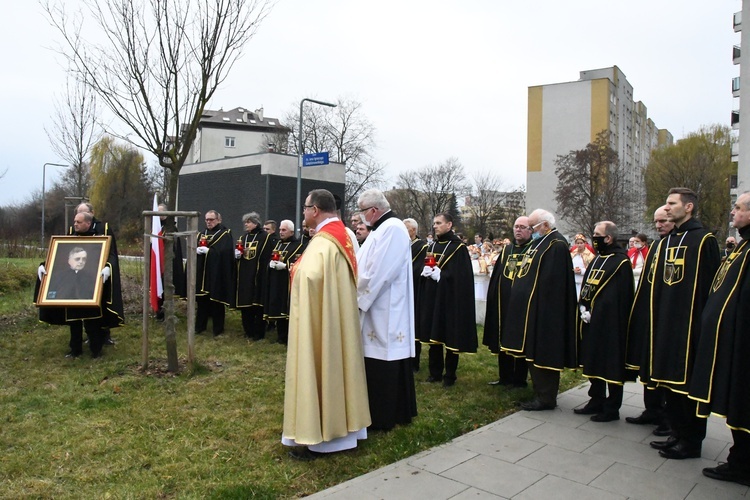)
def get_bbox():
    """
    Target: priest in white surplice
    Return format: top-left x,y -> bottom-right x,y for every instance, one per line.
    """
356,189 -> 417,430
